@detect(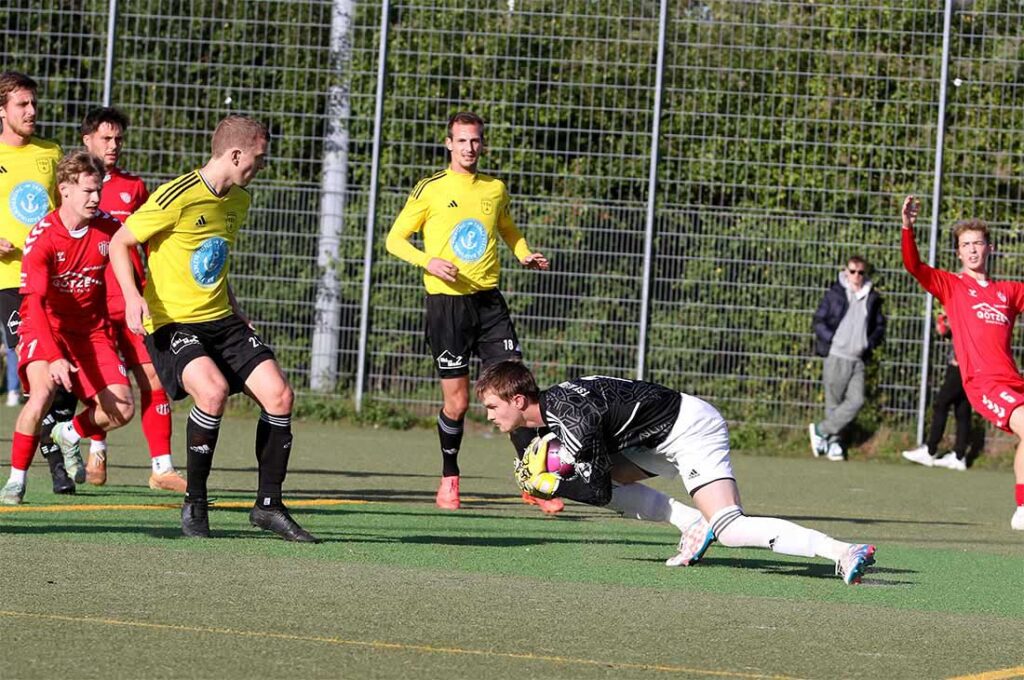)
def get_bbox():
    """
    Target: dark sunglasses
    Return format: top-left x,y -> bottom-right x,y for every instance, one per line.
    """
847,269 -> 865,275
